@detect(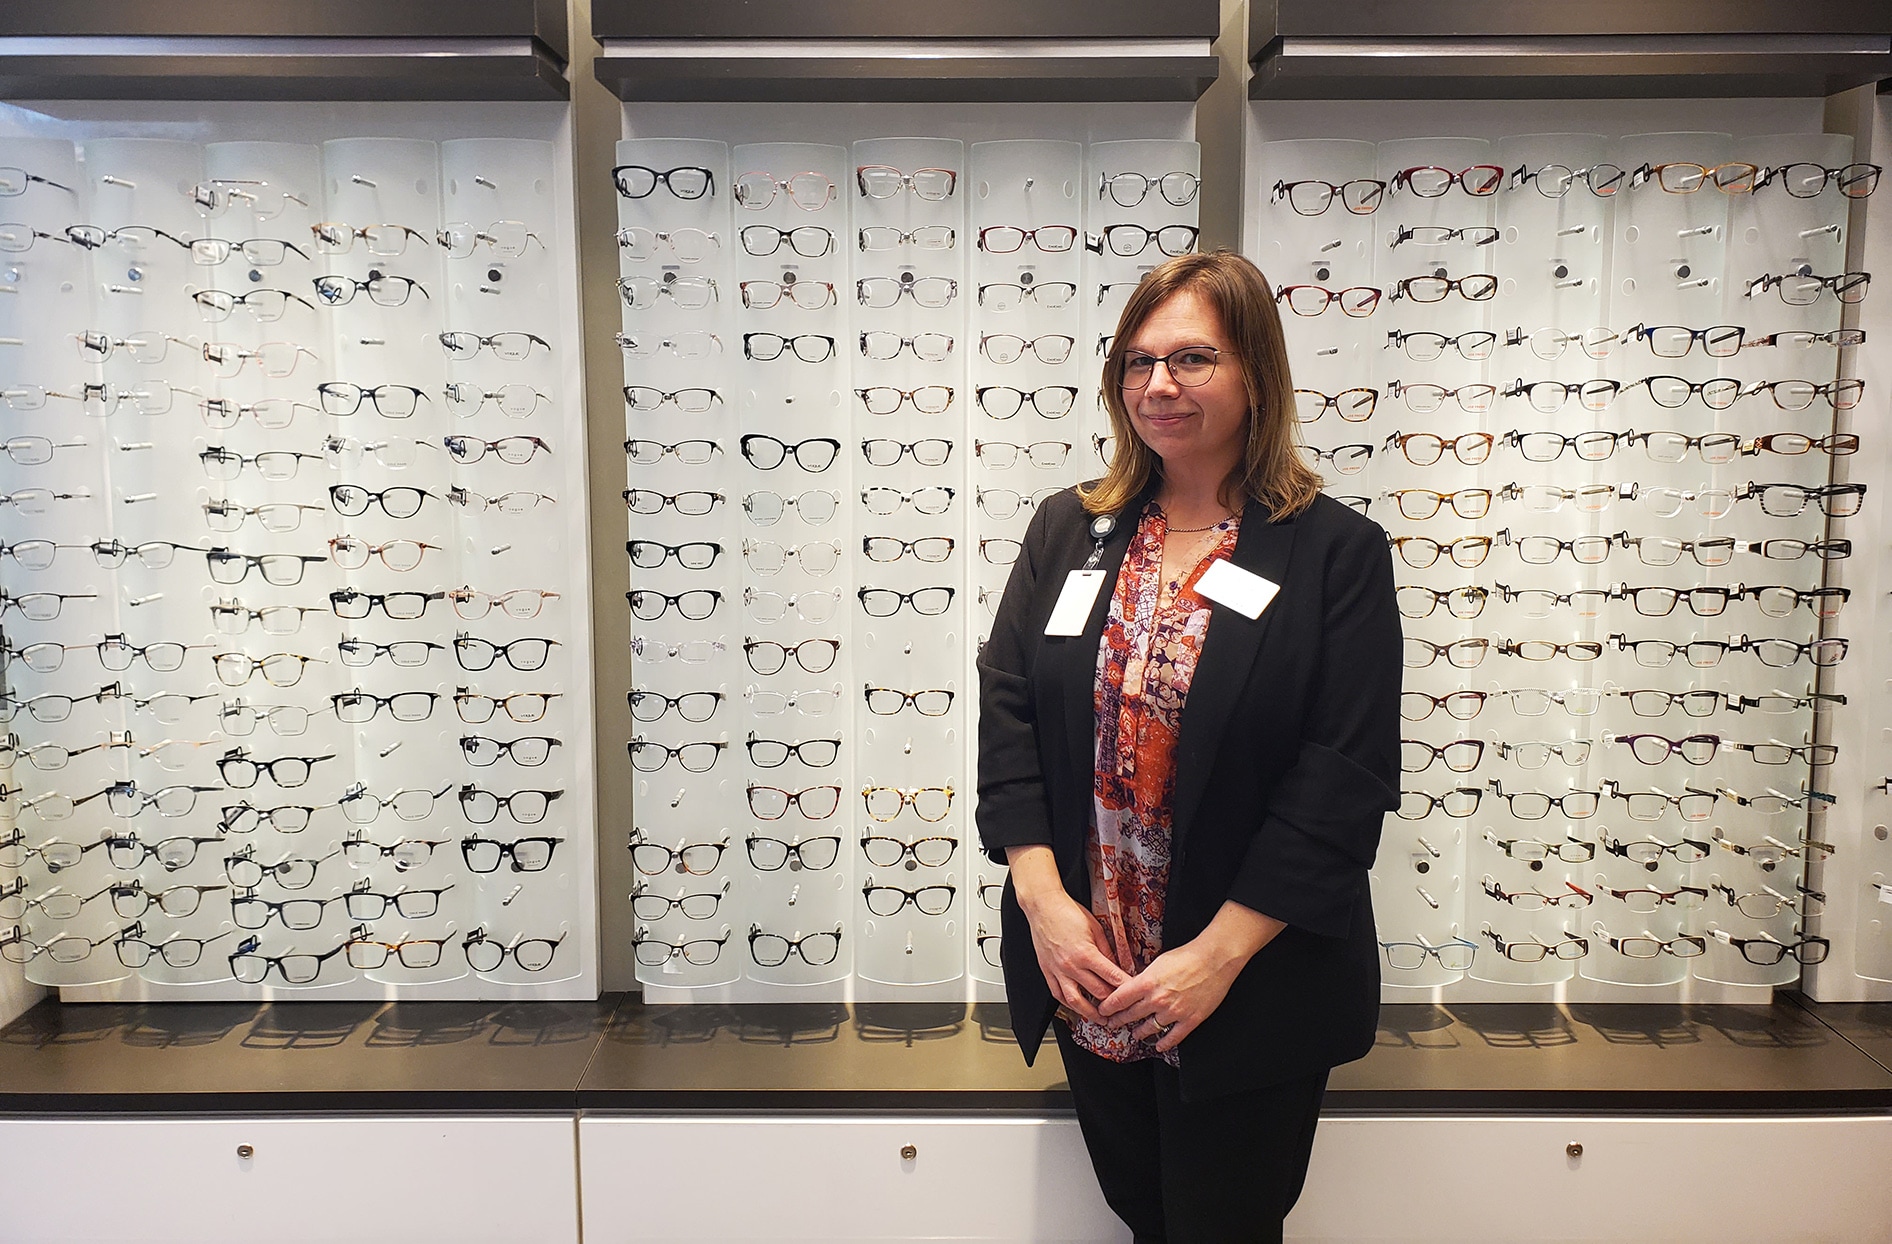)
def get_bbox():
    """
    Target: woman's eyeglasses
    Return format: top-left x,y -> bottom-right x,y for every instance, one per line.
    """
1120,347 -> 1219,390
